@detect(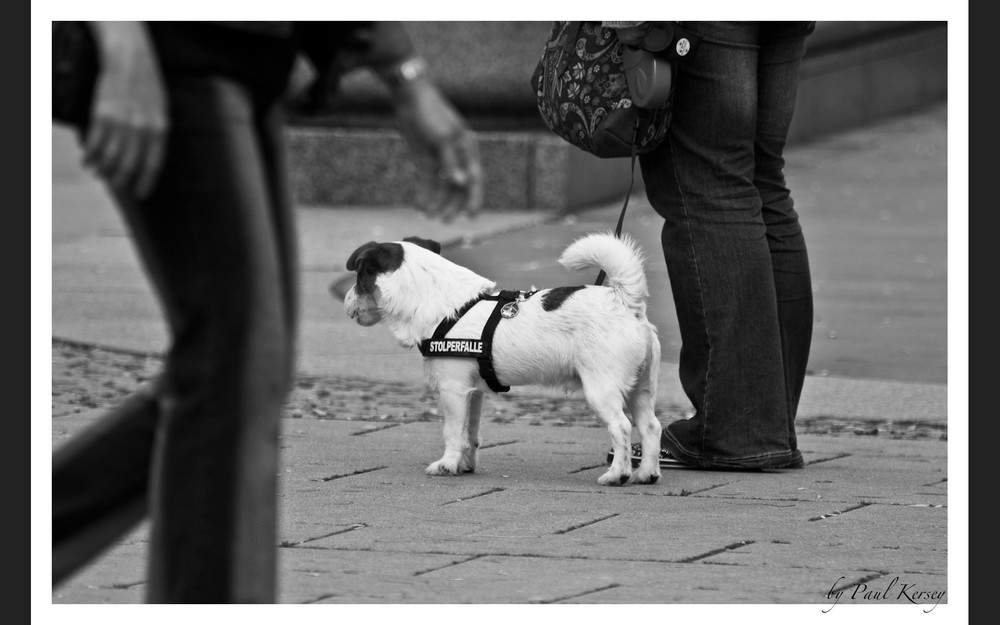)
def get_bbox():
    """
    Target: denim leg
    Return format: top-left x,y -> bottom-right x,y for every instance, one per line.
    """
756,23 -> 814,451
640,22 -> 812,467
52,386 -> 159,584
136,77 -> 296,603
52,76 -> 297,602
